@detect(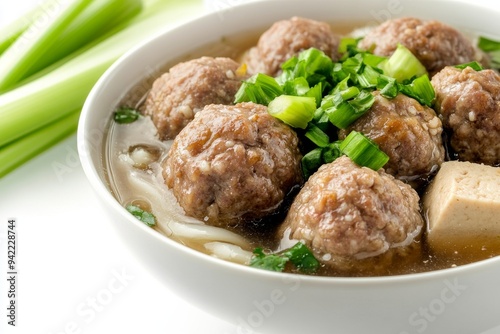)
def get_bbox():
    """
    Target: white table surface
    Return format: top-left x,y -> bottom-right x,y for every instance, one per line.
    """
1,1 -> 500,334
